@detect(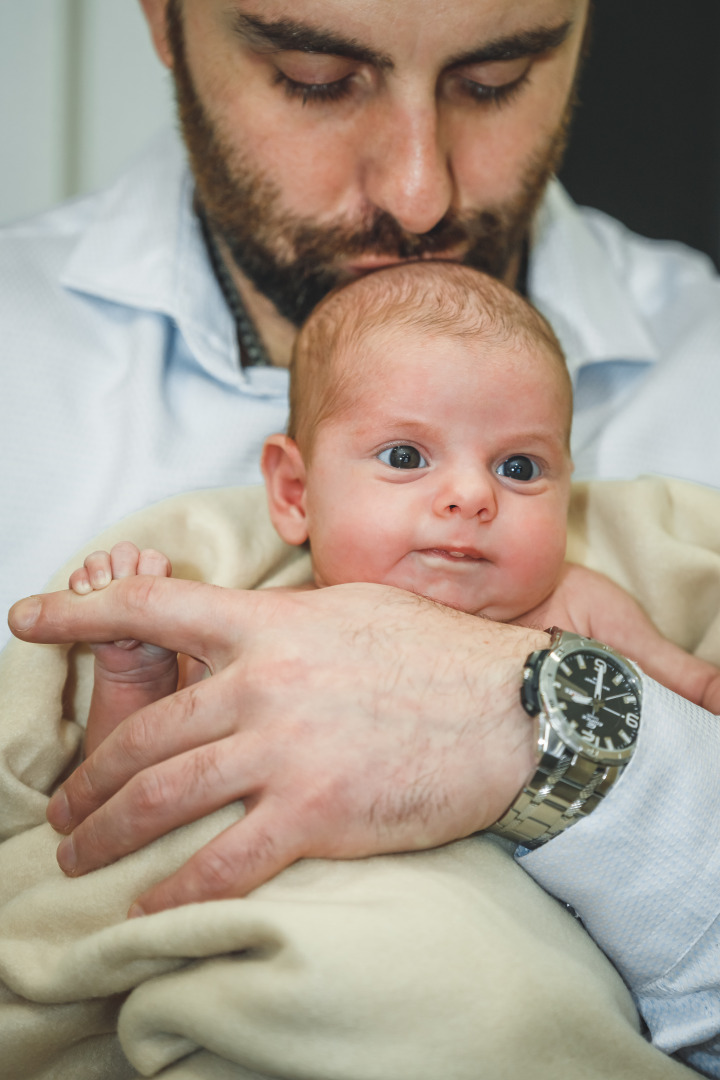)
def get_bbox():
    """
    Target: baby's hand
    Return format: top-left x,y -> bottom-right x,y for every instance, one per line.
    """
69,541 -> 174,672
69,541 -> 171,603
69,542 -> 179,755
